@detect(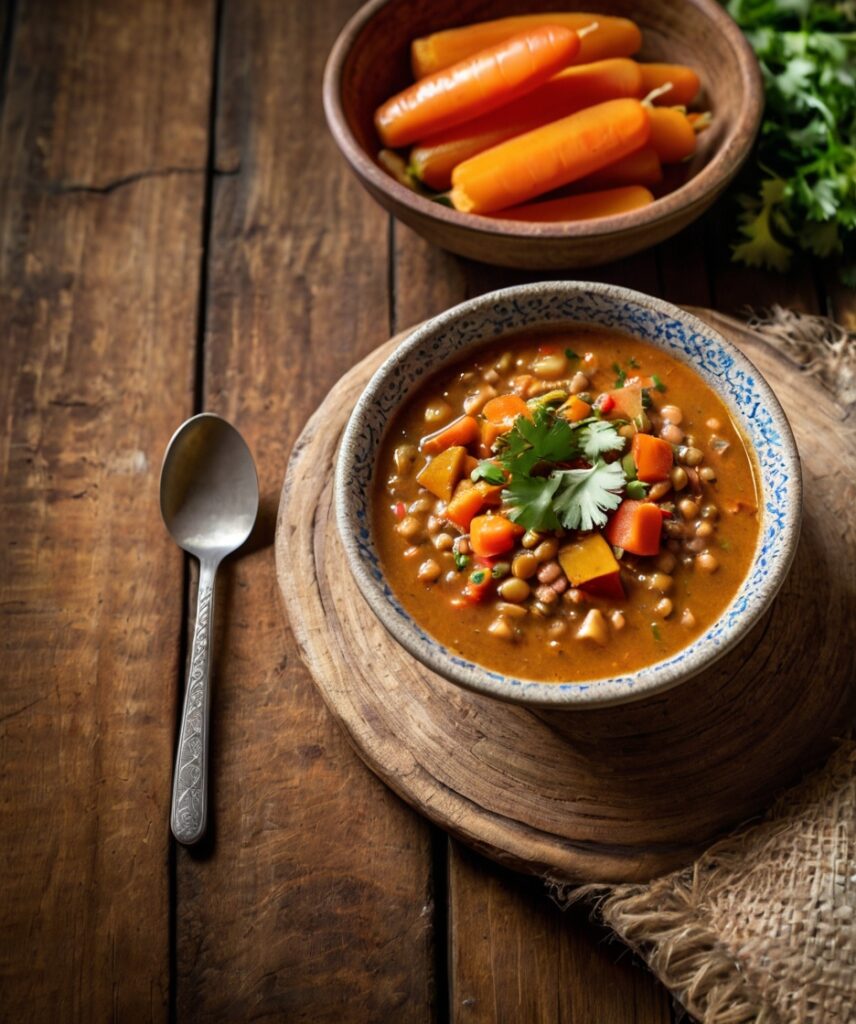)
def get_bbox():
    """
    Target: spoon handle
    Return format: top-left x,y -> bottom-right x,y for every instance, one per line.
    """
171,558 -> 218,844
